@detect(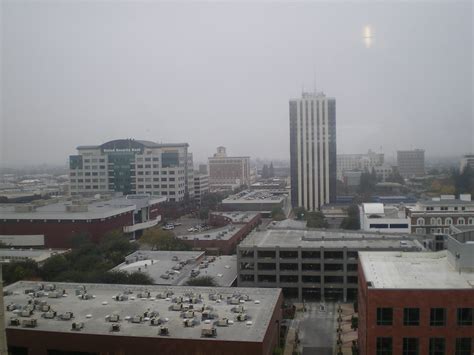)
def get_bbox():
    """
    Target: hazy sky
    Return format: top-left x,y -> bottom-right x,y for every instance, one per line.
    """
1,0 -> 472,167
